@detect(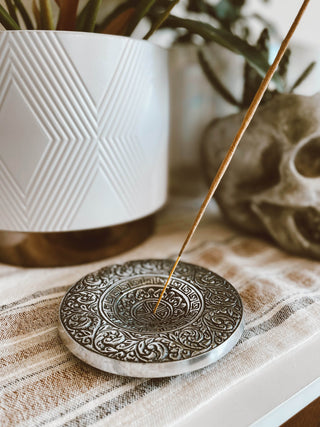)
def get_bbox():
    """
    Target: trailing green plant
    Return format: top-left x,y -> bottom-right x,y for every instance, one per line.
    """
0,0 -> 283,90
146,0 -> 275,43
144,0 -> 283,90
198,28 -> 316,108
175,0 -> 274,40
